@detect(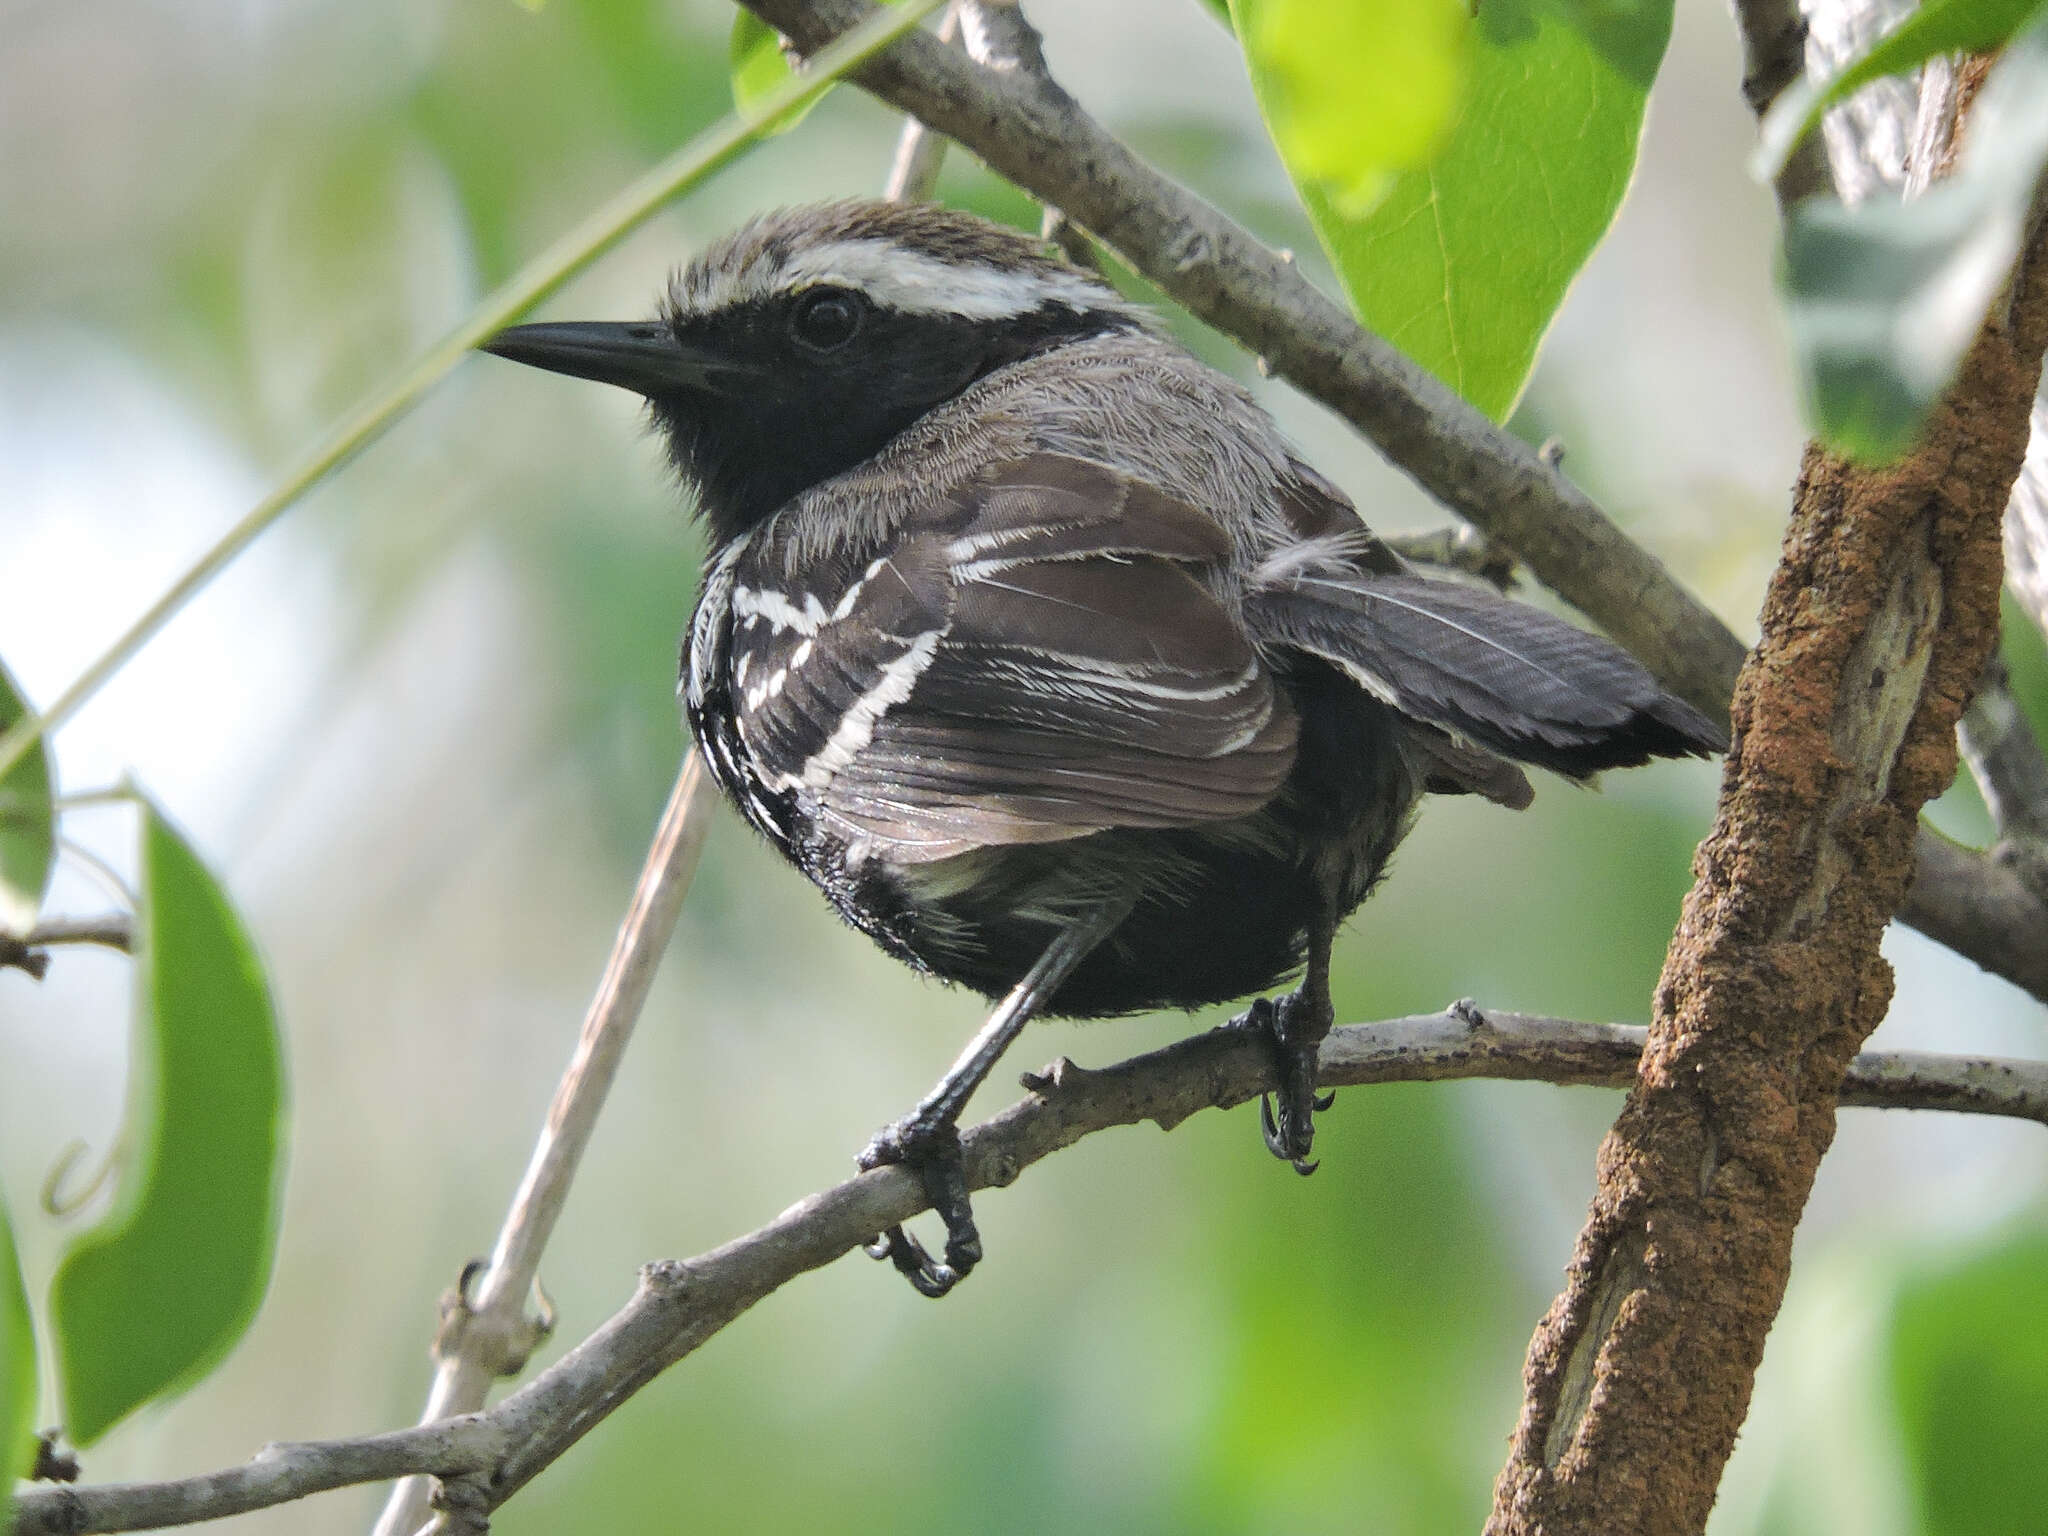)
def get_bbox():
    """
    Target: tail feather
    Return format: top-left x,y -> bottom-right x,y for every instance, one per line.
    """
1244,572 -> 1727,778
